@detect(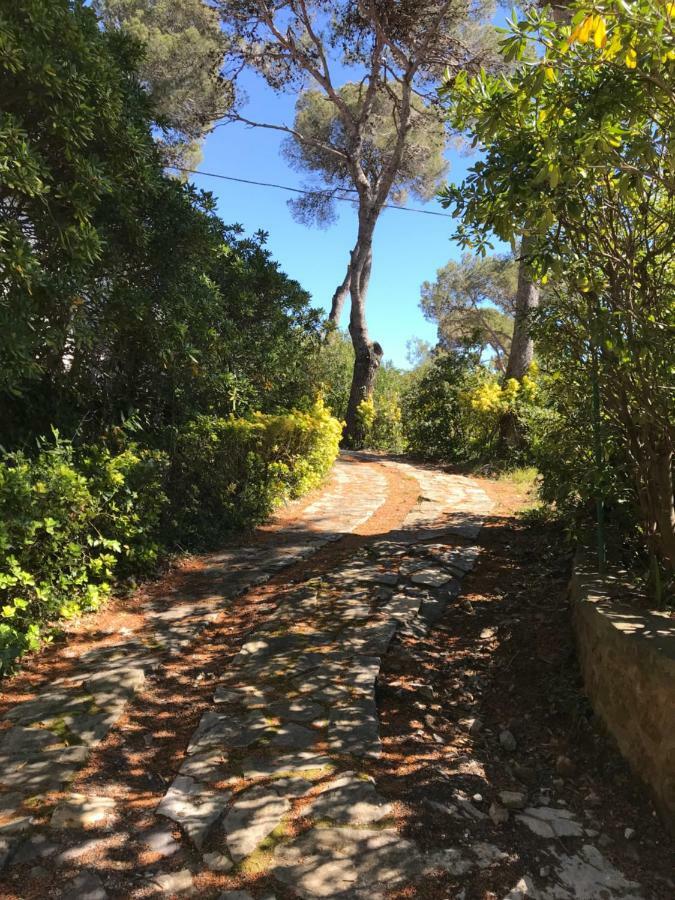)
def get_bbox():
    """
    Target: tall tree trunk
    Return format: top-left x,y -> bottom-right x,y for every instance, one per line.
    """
644,432 -> 675,577
505,236 -> 540,380
344,225 -> 382,445
328,263 -> 351,326
499,235 -> 540,449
